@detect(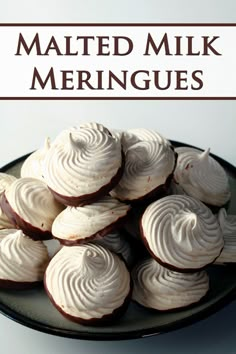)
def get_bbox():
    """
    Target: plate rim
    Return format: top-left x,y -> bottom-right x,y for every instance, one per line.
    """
0,140 -> 236,341
0,288 -> 235,340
